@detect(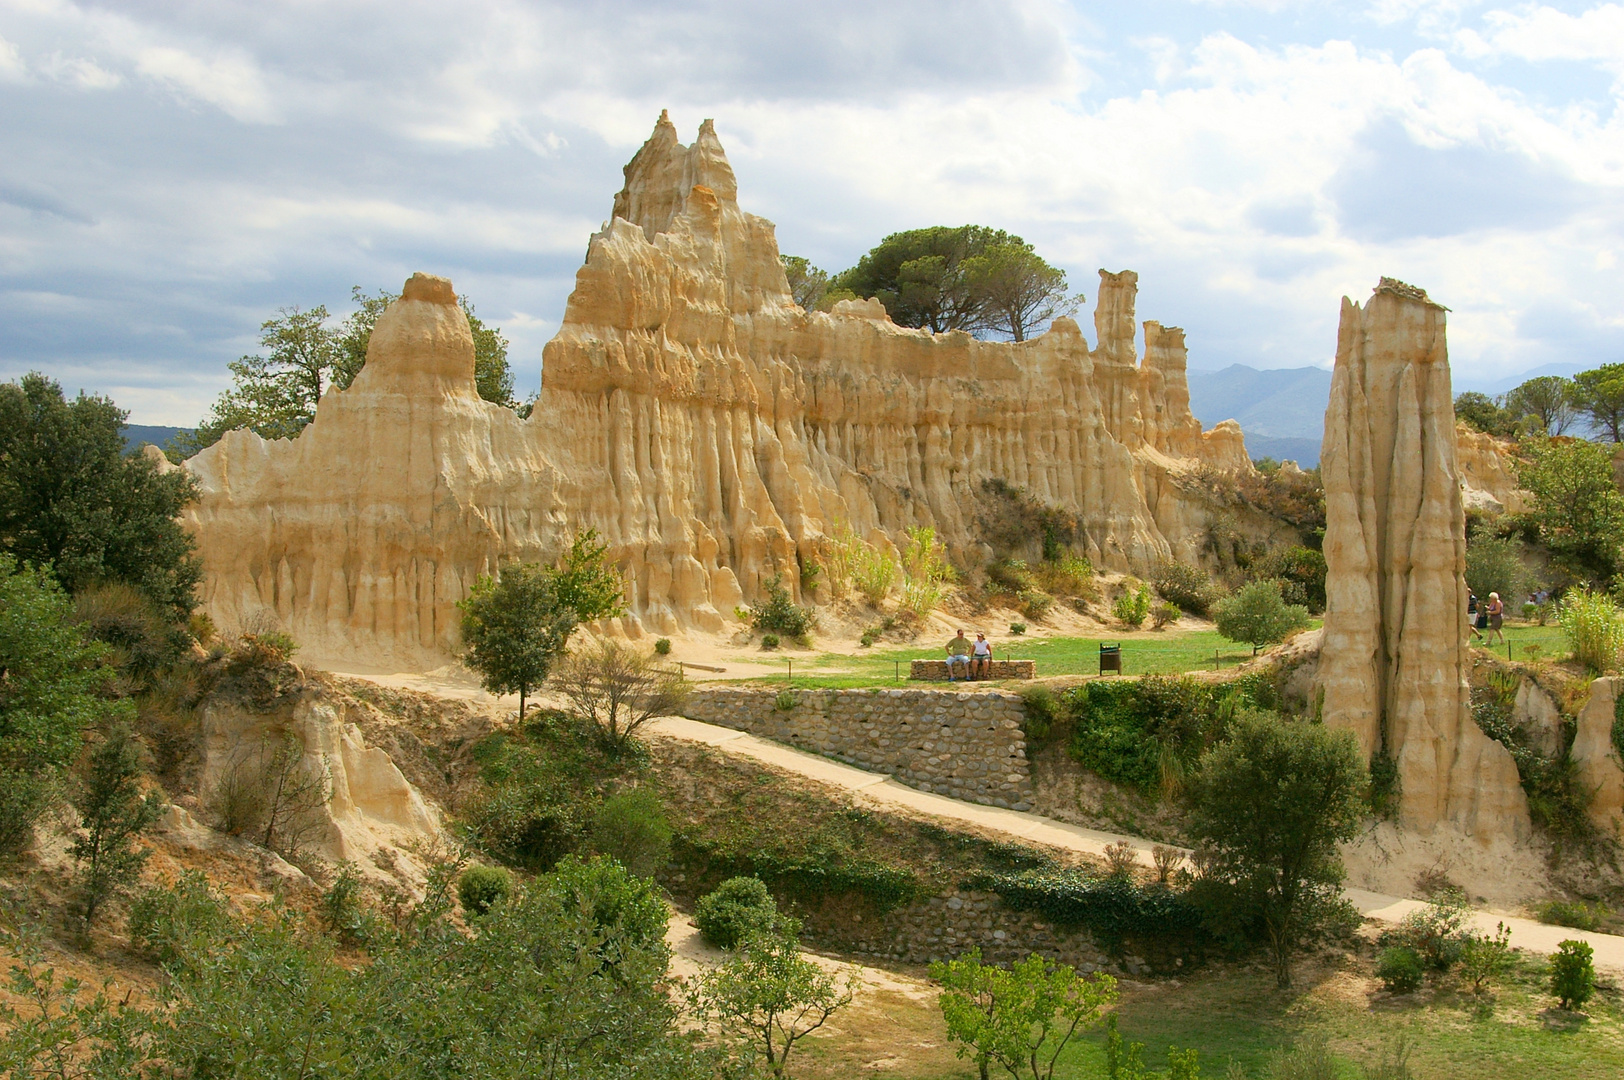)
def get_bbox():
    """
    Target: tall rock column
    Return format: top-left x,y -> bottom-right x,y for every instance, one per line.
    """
1317,278 -> 1528,842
